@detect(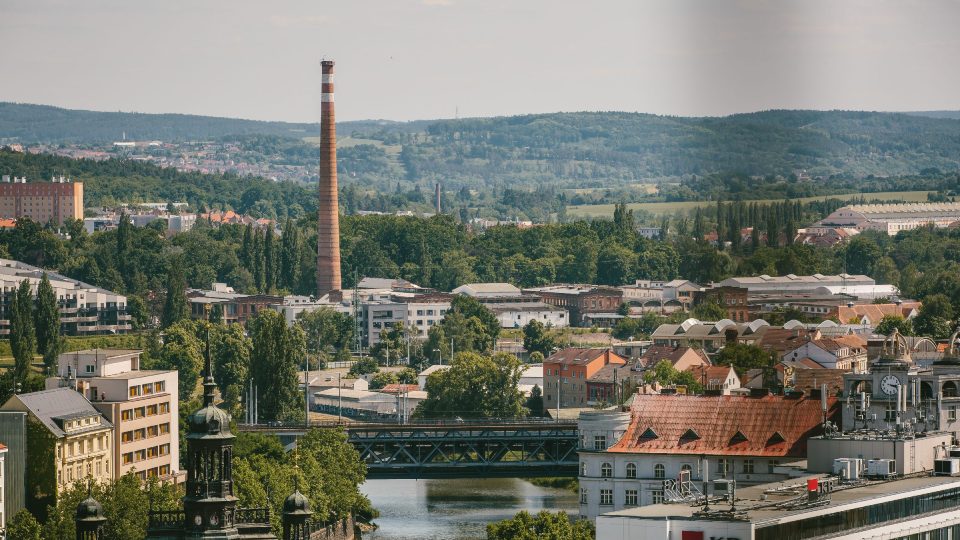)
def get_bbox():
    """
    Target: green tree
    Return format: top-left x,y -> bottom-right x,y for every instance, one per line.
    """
643,359 -> 703,394
415,352 -> 526,419
845,236 -> 882,276
875,315 -> 914,337
213,323 -> 252,416
914,293 -> 954,339
250,310 -> 307,422
348,356 -> 380,377
369,371 -> 398,390
371,323 -> 409,366
148,321 -> 204,401
127,295 -> 149,330
714,343 -> 772,376
161,258 -> 189,329
35,272 -> 62,373
525,385 -> 544,417
209,303 -> 224,324
263,226 -> 277,293
522,320 -> 558,357
486,510 -> 594,540
692,298 -> 728,321
7,509 -> 42,540
280,219 -> 301,290
10,279 -> 36,385
297,308 -> 355,356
